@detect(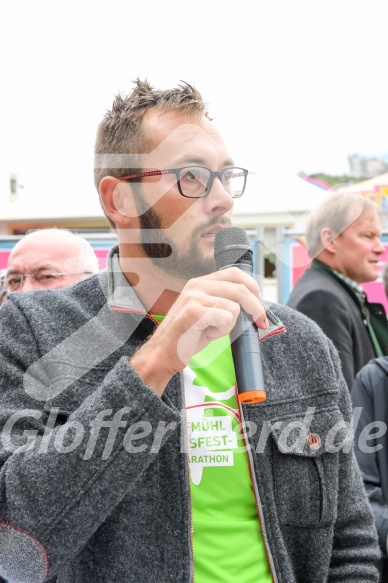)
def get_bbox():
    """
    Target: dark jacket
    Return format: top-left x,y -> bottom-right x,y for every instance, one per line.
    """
0,248 -> 380,582
287,263 -> 388,389
351,357 -> 388,561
